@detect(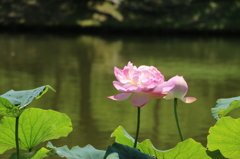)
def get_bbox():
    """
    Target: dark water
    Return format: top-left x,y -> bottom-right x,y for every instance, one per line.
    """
1,33 -> 240,158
